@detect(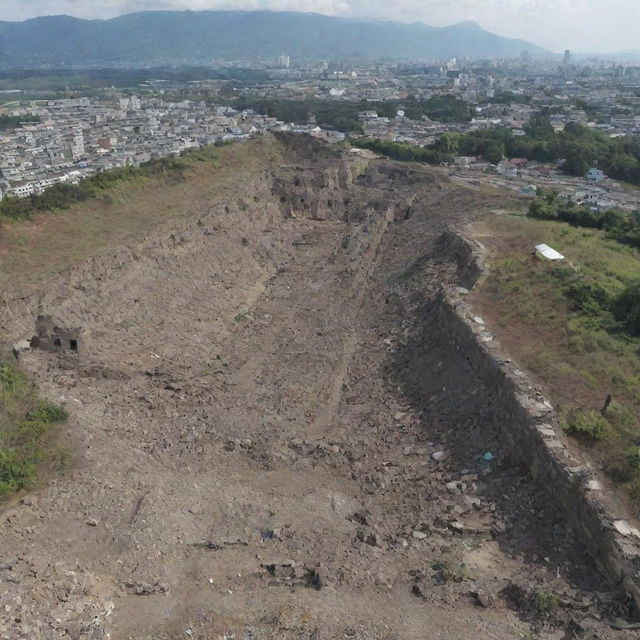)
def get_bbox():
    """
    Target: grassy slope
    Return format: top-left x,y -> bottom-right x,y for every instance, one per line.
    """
469,213 -> 640,501
0,361 -> 68,497
0,135 -> 283,297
